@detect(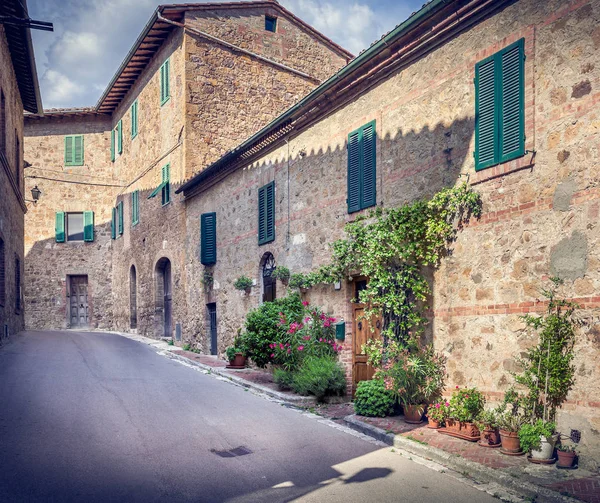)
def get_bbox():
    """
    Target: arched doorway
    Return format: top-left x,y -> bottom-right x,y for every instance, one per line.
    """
261,252 -> 276,303
130,265 -> 137,329
155,258 -> 172,338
